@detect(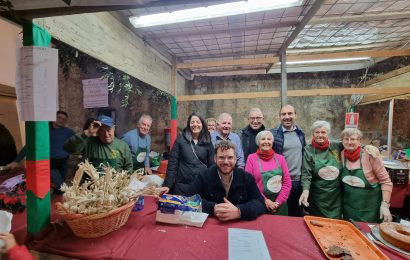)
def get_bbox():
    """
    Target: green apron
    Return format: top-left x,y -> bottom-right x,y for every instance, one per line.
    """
308,147 -> 342,219
341,152 -> 382,223
132,146 -> 147,170
259,155 -> 288,216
